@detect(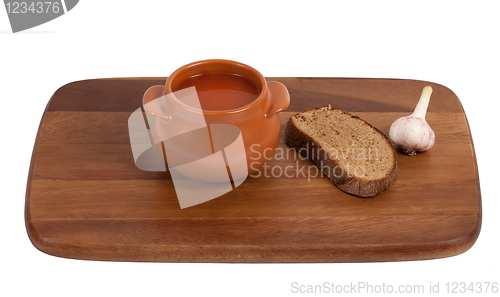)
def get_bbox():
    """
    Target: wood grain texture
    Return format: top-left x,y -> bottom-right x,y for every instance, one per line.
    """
25,78 -> 481,262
